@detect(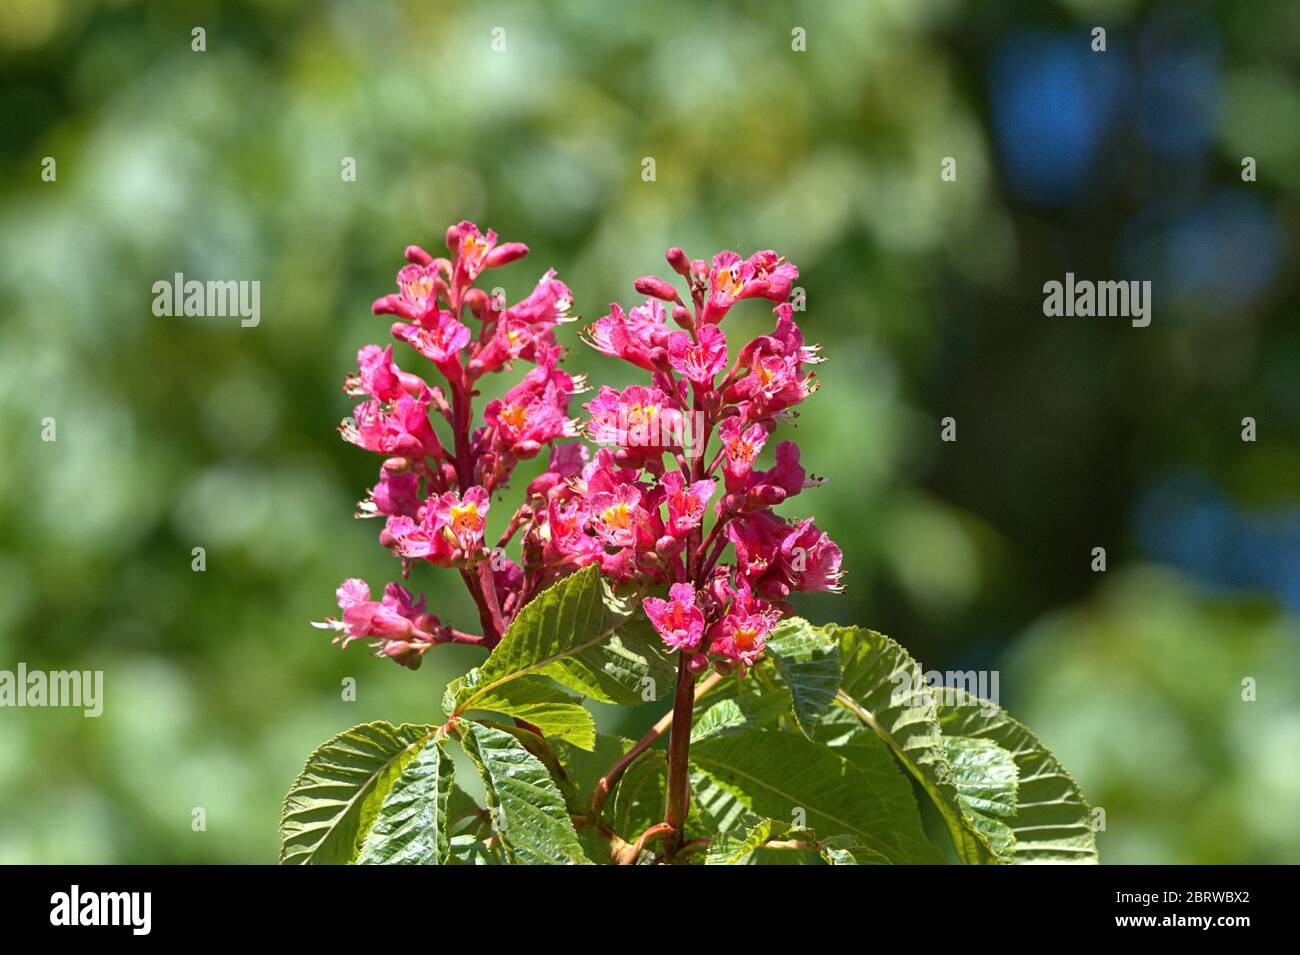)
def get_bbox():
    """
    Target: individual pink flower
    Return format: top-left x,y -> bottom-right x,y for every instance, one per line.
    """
434,486 -> 490,552
384,514 -> 454,565
660,471 -> 716,538
360,467 -> 422,518
452,221 -> 498,286
718,417 -> 769,492
778,518 -> 844,595
345,388 -> 444,460
313,578 -> 439,668
372,263 -> 443,324
527,443 -> 590,501
581,301 -> 670,372
709,606 -> 778,667
587,482 -> 644,549
699,251 -> 753,325
542,497 -> 603,569
745,440 -> 818,507
504,269 -> 573,327
726,510 -> 790,584
642,583 -> 706,652
390,311 -> 472,371
585,384 -> 683,451
667,323 -> 728,385
743,250 -> 799,303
